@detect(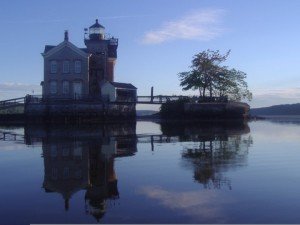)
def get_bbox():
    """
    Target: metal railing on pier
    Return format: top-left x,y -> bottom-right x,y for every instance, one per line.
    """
0,97 -> 25,111
0,130 -> 25,143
